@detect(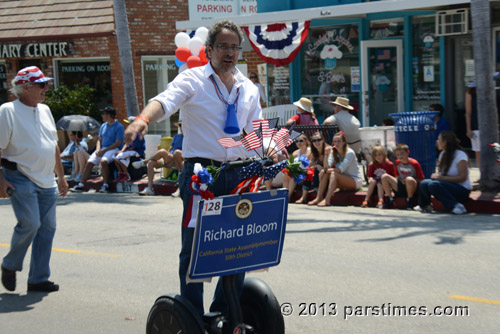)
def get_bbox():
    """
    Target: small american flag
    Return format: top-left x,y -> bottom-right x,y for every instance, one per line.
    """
252,118 -> 279,139
241,129 -> 262,151
217,136 -> 242,148
273,128 -> 291,151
